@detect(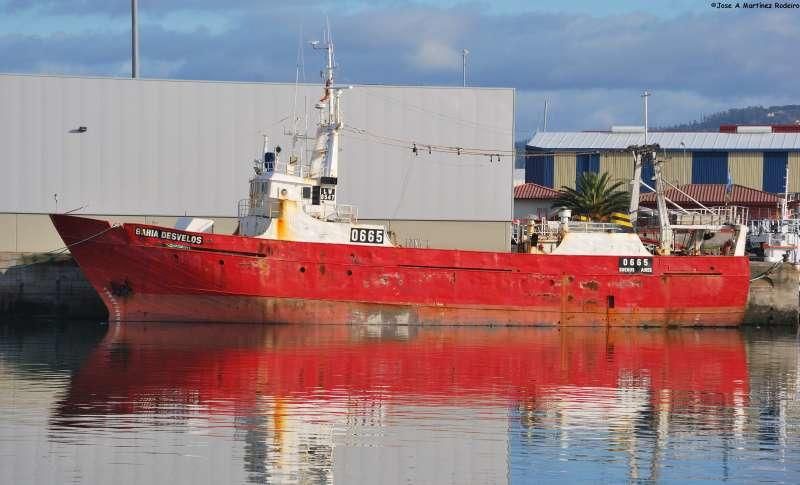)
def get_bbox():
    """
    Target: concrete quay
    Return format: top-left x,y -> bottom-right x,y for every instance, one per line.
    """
744,261 -> 800,326
0,252 -> 104,319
